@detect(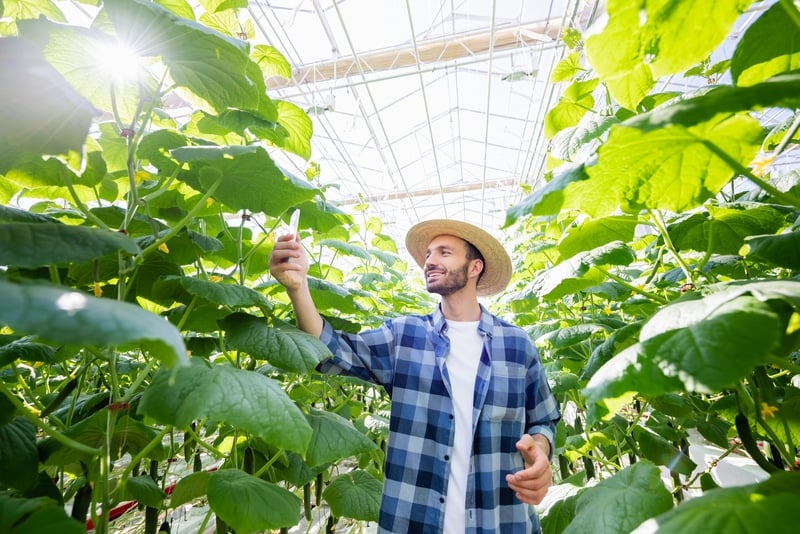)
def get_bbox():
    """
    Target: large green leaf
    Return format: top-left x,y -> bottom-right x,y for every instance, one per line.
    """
742,230 -> 800,270
0,338 -> 57,367
172,146 -> 318,216
170,471 -> 212,507
0,417 -> 39,490
219,313 -> 330,373
0,37 -> 95,171
549,113 -> 618,162
625,74 -> 800,132
564,113 -> 762,217
271,100 -> 313,160
101,0 -> 264,113
544,78 -> 599,138
585,0 -> 749,109
668,204 -> 786,255
207,469 -> 301,533
304,408 -> 378,468
0,281 -> 187,367
123,475 -> 166,508
631,426 -> 696,476
322,470 -> 382,522
505,162 -> 590,223
649,472 -> 800,533
177,277 -> 272,309
138,359 -> 312,454
563,462 -> 673,534
39,412 -> 167,466
638,294 -> 783,393
0,222 -> 140,268
731,1 -> 800,86
558,215 -> 639,259
530,241 -> 634,301
0,495 -> 84,534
